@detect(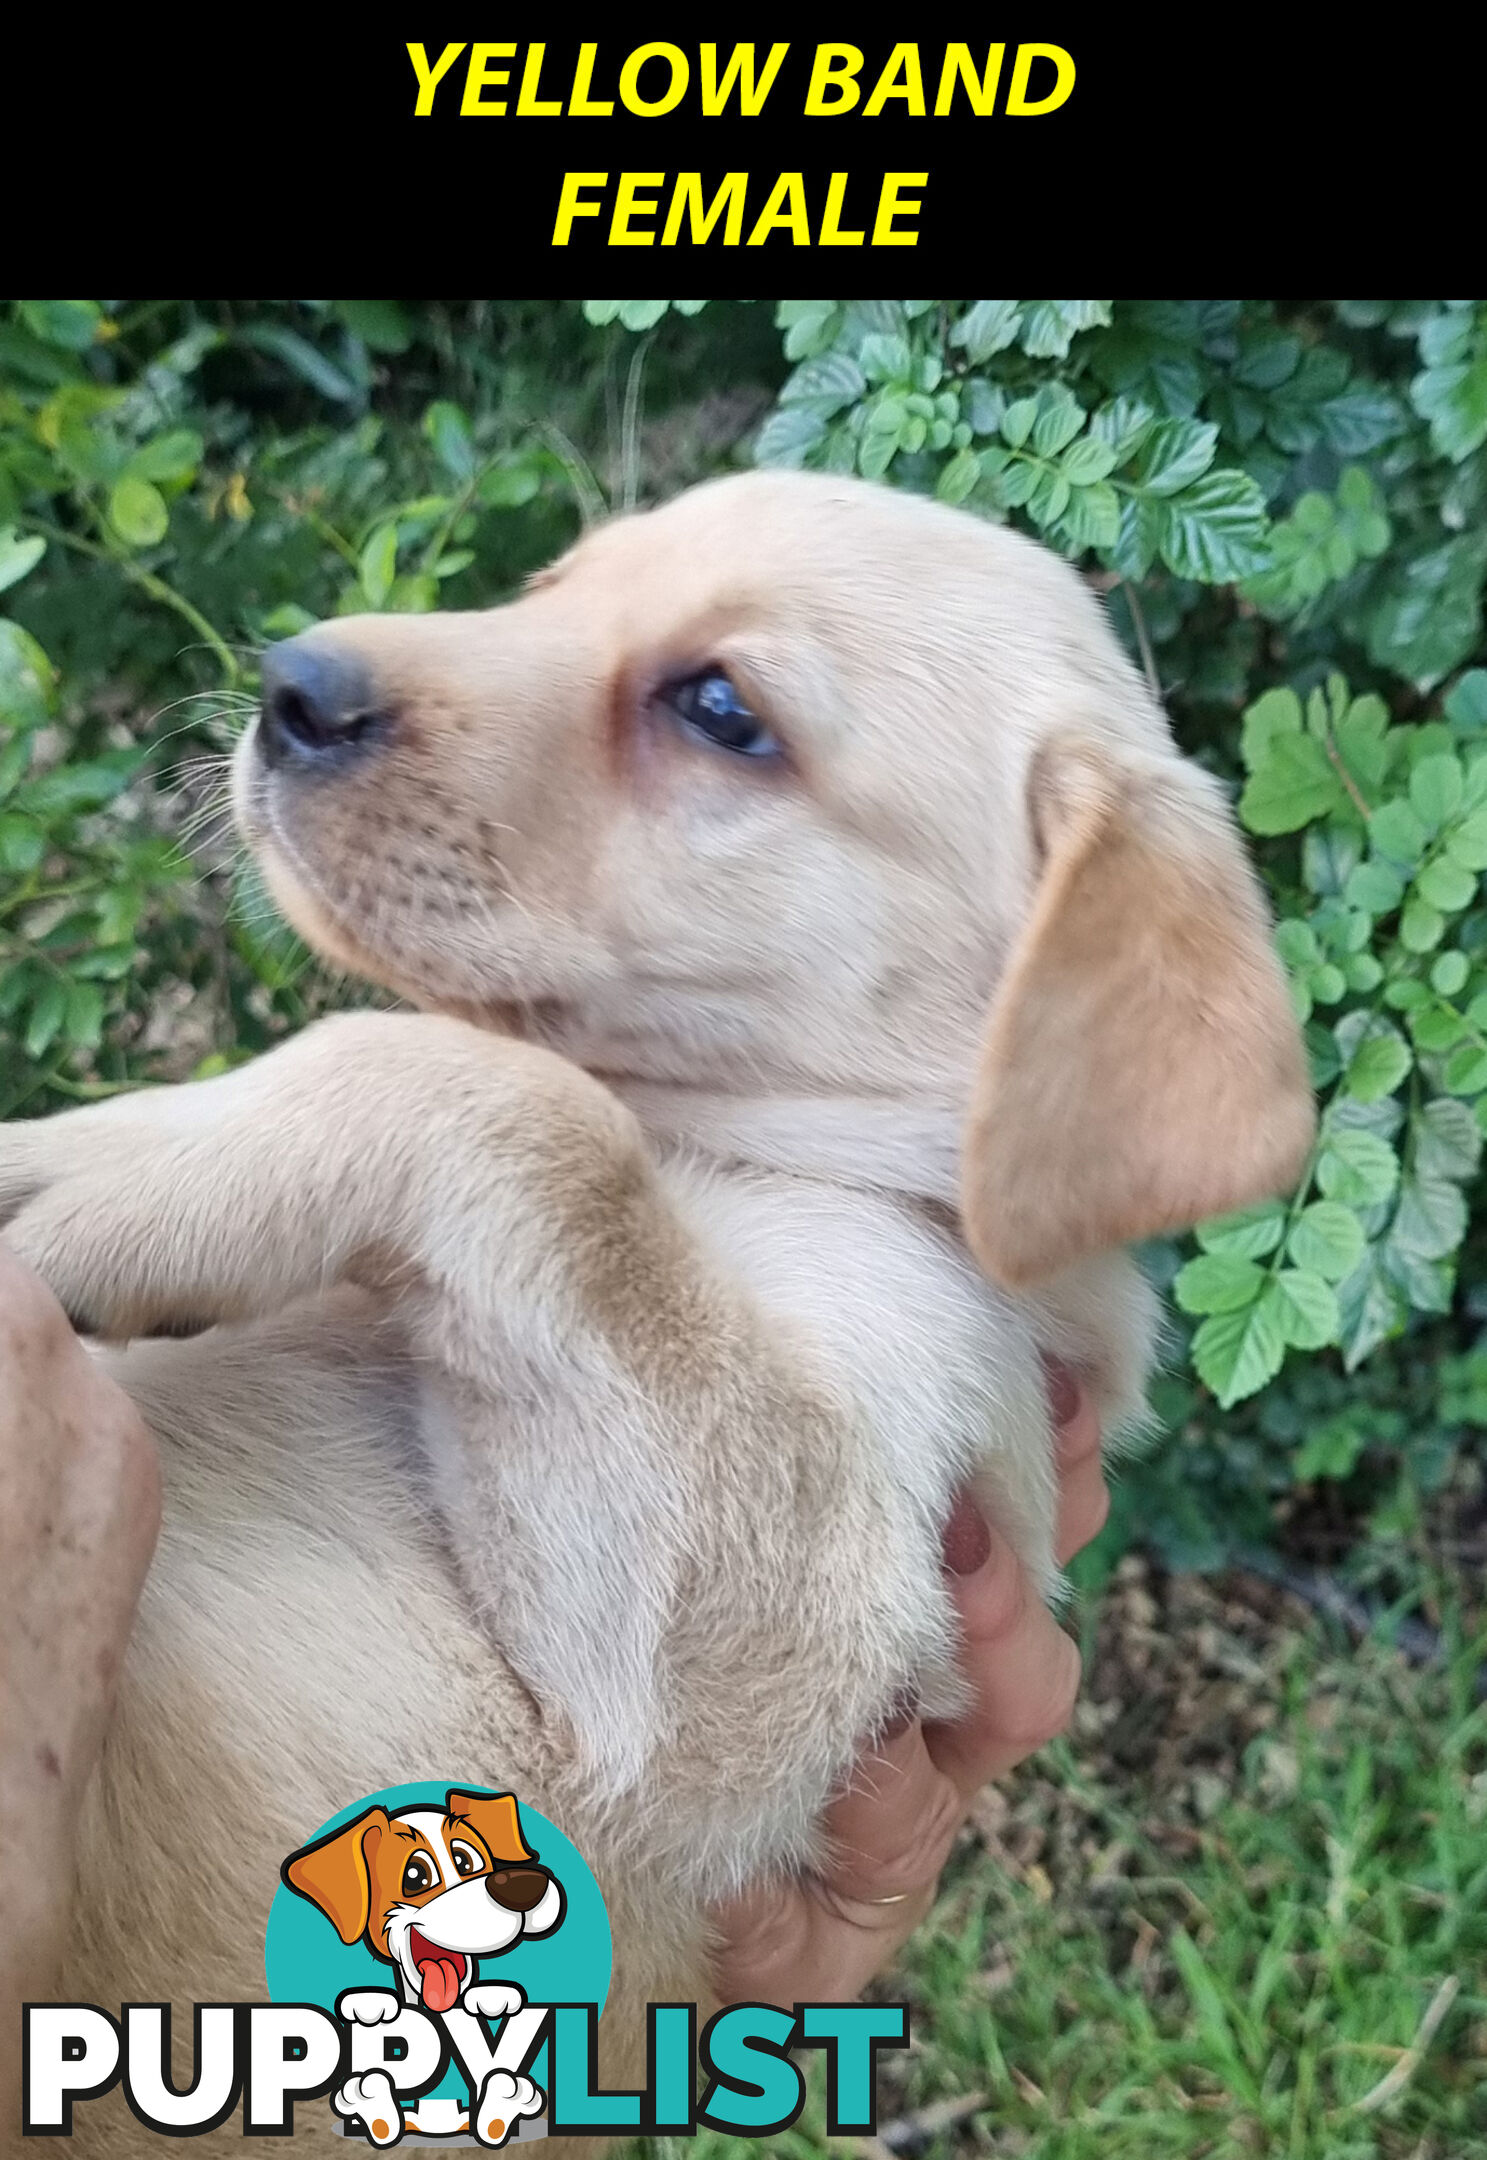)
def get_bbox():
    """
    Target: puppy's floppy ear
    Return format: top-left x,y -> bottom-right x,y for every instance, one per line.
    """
281,1806 -> 390,1944
446,1789 -> 535,1865
962,732 -> 1315,1288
